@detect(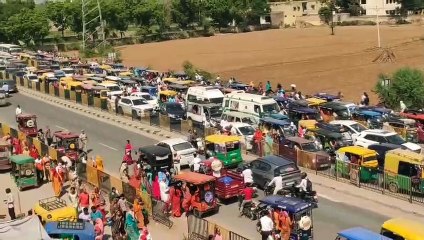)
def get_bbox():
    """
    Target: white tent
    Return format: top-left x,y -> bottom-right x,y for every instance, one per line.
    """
0,215 -> 52,240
